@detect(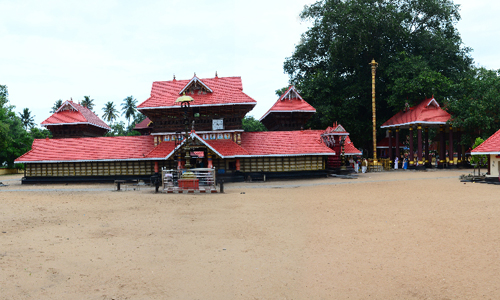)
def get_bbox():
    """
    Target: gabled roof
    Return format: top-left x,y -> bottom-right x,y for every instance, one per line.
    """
259,86 -> 316,121
471,129 -> 500,155
179,75 -> 213,94
15,136 -> 156,163
41,100 -> 111,130
381,97 -> 451,128
240,130 -> 335,156
134,117 -> 153,130
138,76 -> 257,109
322,122 -> 349,135
157,132 -> 250,159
